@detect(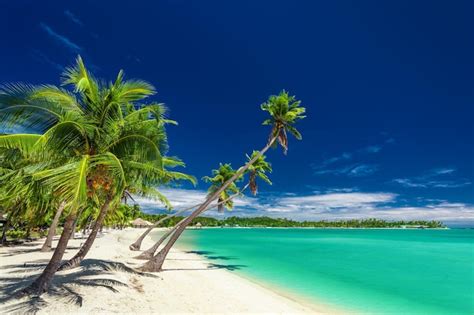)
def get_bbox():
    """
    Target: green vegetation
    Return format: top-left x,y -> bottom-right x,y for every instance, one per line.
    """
203,163 -> 241,213
0,56 -> 194,294
135,214 -> 445,229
